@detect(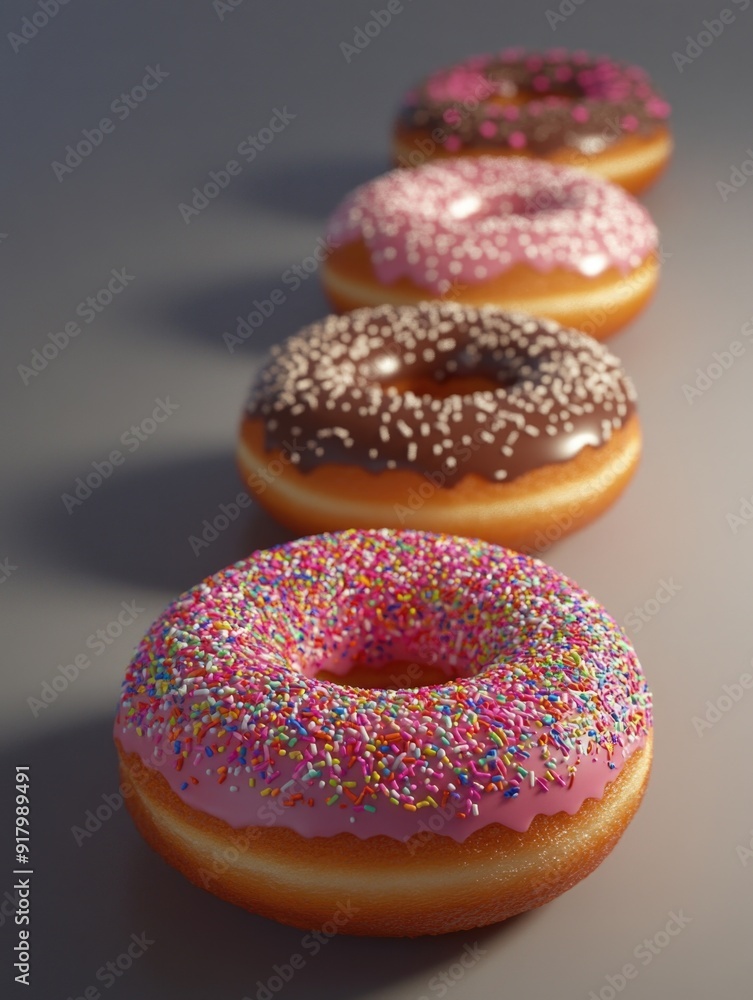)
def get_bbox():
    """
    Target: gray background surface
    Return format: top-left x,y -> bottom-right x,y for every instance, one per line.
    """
1,1 -> 751,997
